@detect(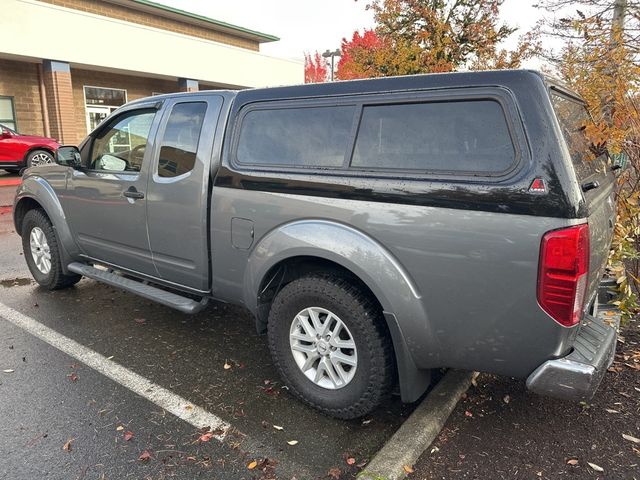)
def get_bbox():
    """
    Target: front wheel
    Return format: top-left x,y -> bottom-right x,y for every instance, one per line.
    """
26,149 -> 55,168
21,209 -> 81,290
267,275 -> 394,419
